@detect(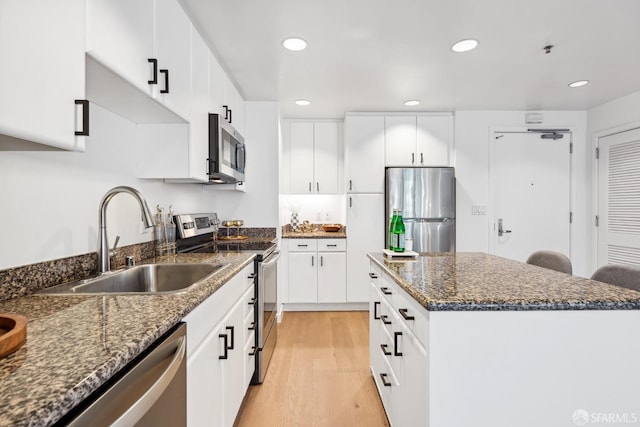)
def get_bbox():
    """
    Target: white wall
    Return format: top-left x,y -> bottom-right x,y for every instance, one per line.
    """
588,90 -> 640,135
454,110 -> 590,276
279,194 -> 345,226
0,102 -> 280,270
